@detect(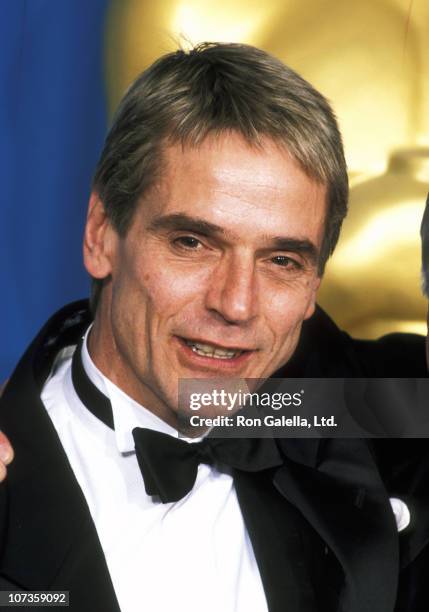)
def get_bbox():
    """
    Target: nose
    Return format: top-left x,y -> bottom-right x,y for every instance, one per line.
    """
204,252 -> 258,324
